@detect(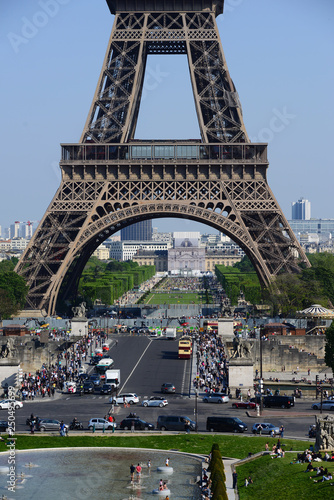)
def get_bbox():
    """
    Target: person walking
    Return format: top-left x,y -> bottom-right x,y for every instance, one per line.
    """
136,463 -> 142,479
130,464 -> 135,481
232,471 -> 238,489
